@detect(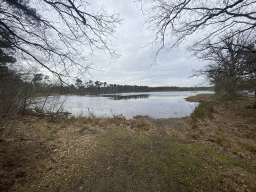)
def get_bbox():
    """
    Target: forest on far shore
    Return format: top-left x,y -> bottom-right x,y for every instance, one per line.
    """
31,74 -> 212,95
1,63 -> 211,118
